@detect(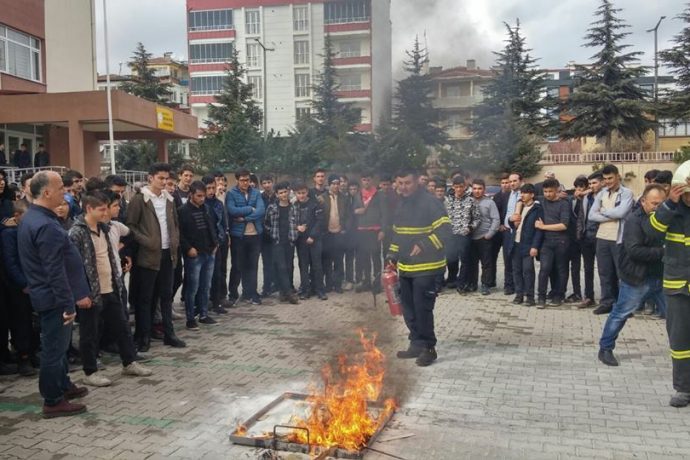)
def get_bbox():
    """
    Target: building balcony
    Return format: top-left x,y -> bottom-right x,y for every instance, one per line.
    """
188,29 -> 235,40
432,95 -> 483,110
325,21 -> 371,35
335,89 -> 371,99
353,123 -> 372,133
332,56 -> 371,67
189,63 -> 229,73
